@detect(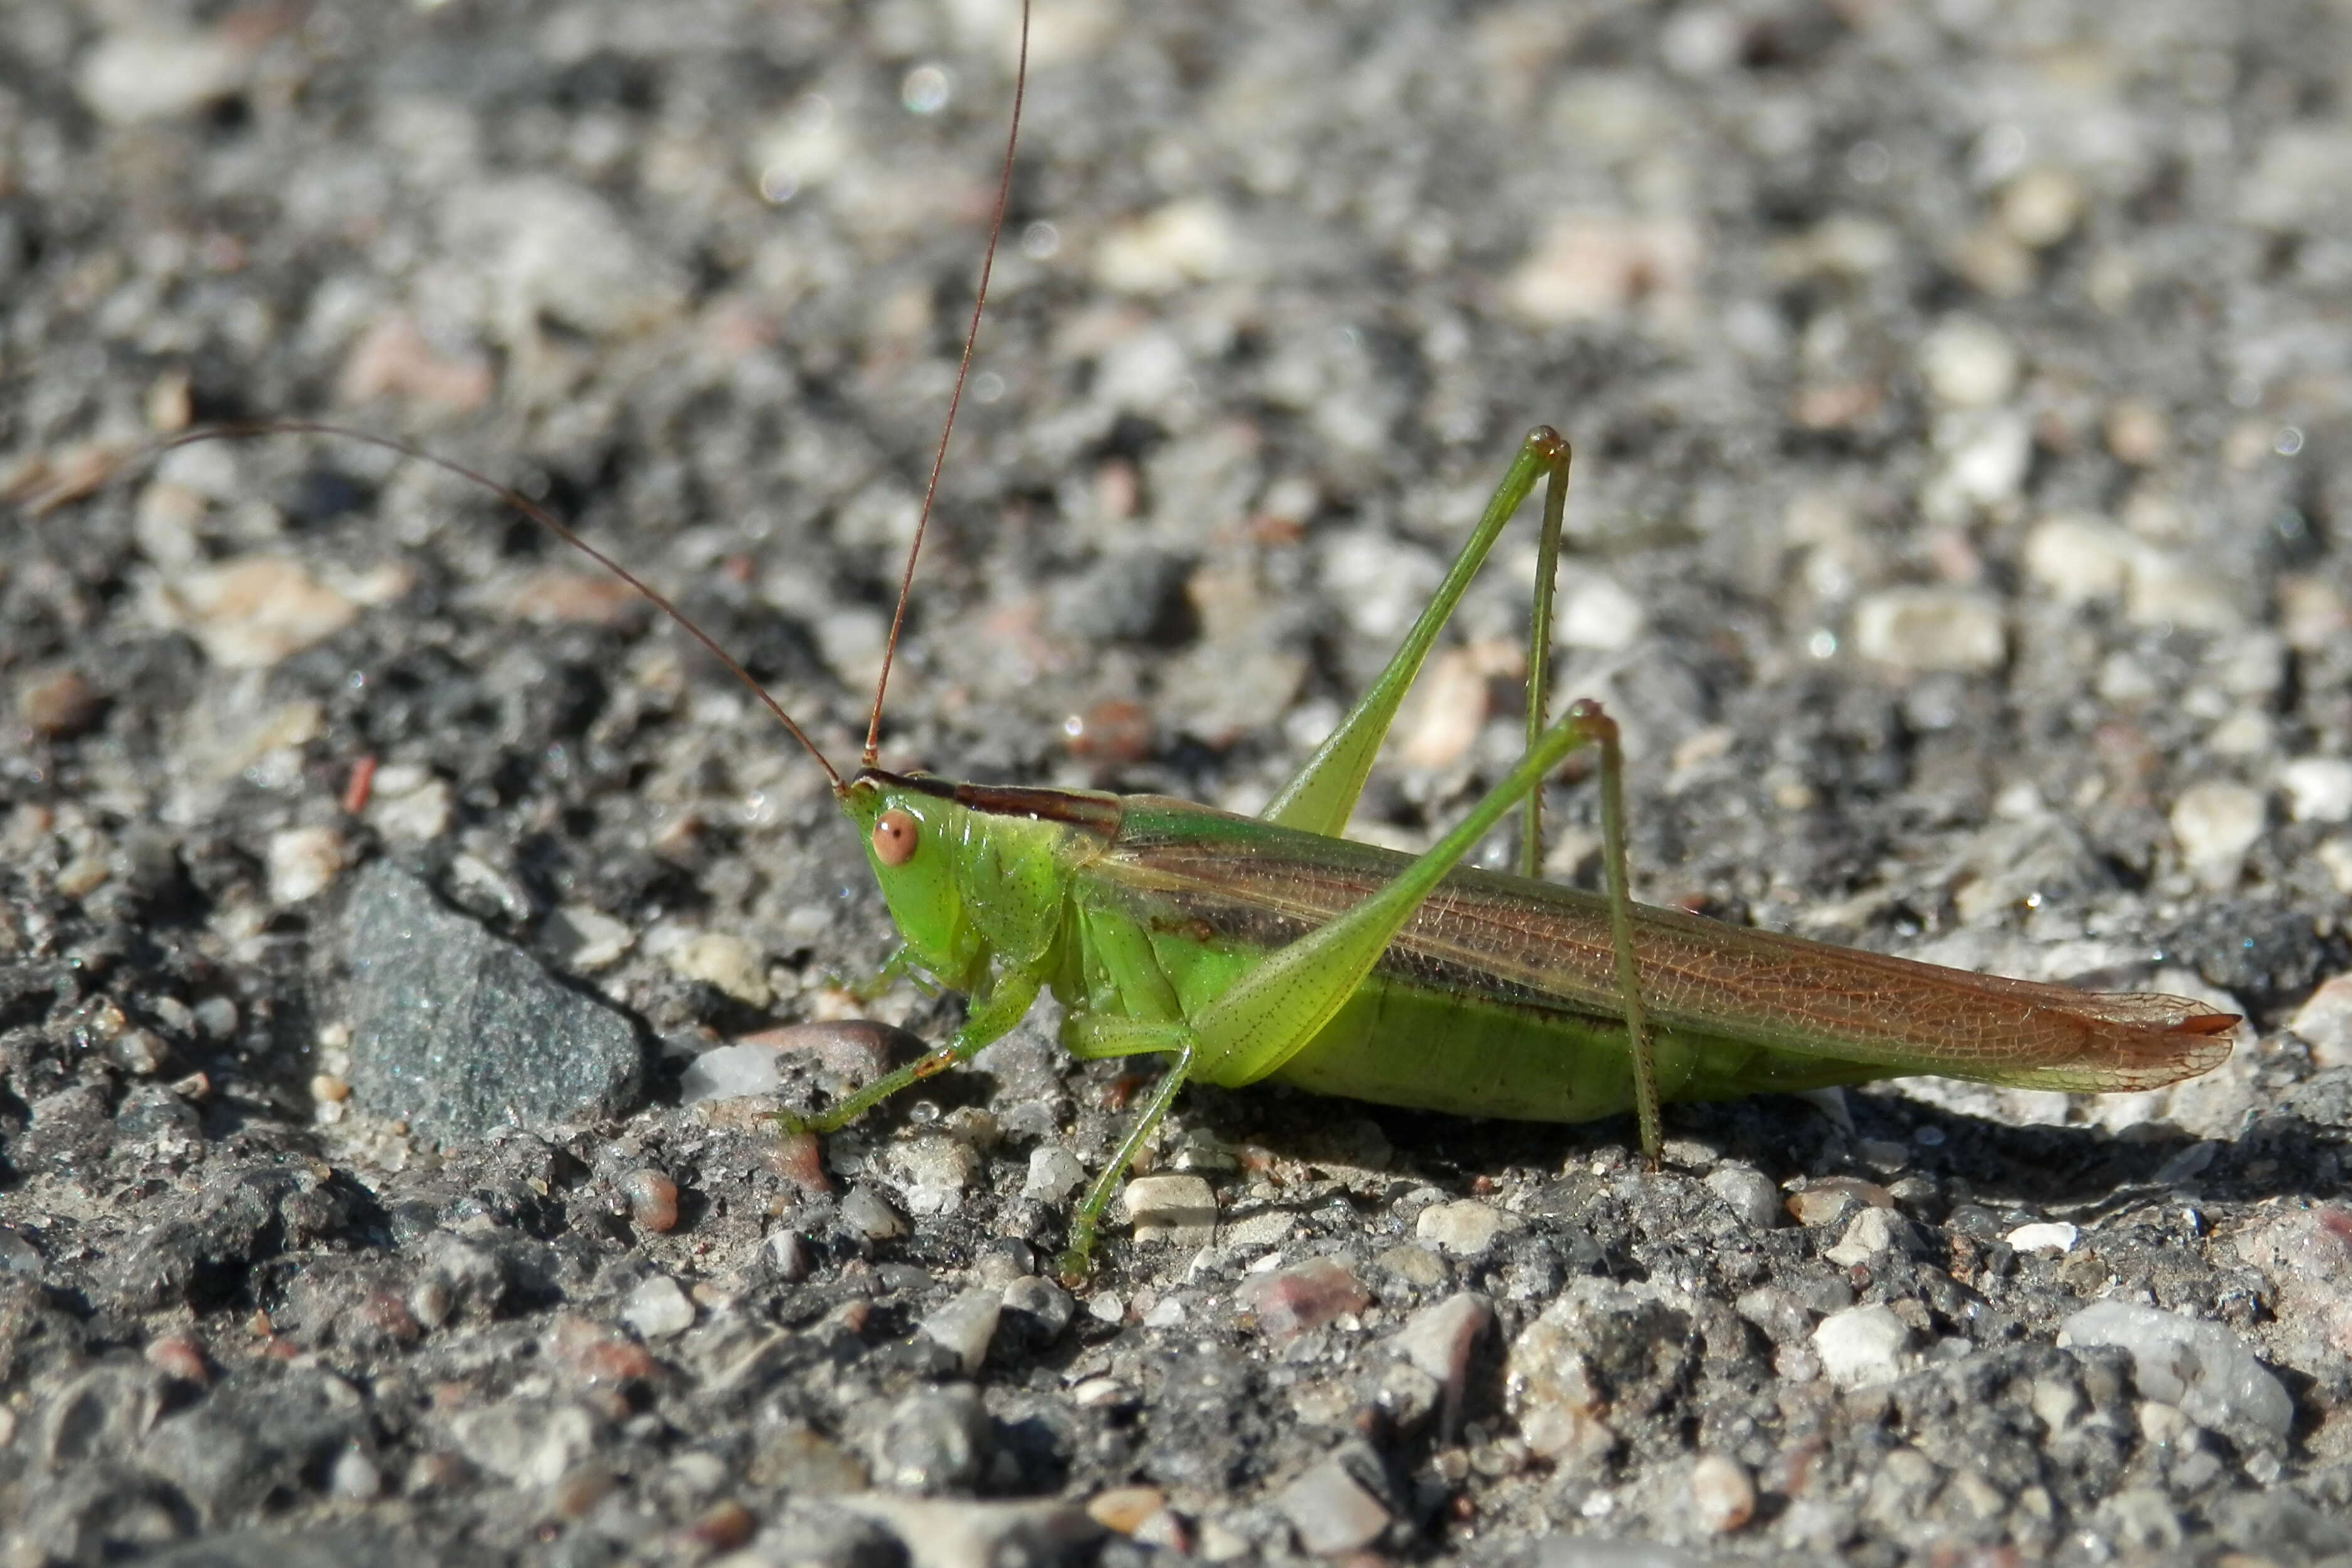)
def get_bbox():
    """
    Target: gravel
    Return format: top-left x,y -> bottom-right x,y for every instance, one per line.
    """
9,0 -> 2352,1563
